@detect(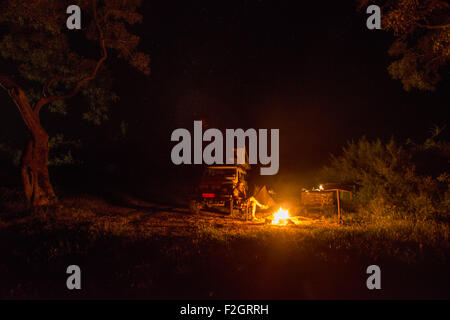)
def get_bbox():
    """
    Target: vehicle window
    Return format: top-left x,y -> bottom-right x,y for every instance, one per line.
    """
206,168 -> 236,178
